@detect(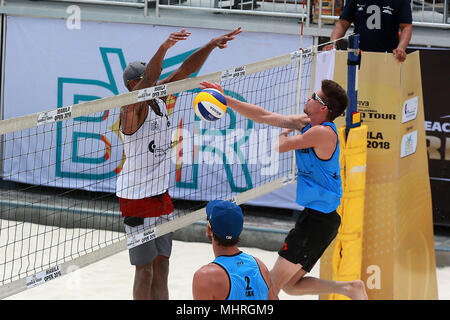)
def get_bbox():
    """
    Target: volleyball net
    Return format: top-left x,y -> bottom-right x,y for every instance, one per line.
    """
0,46 -> 317,298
